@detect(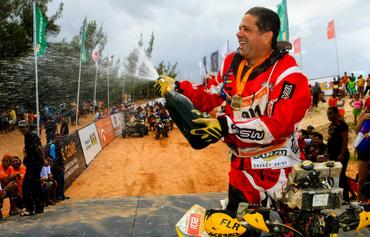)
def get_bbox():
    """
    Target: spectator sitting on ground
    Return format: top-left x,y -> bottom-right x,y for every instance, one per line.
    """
306,125 -> 315,137
0,155 -> 21,217
10,156 -> 26,210
305,132 -> 327,162
40,158 -> 57,206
